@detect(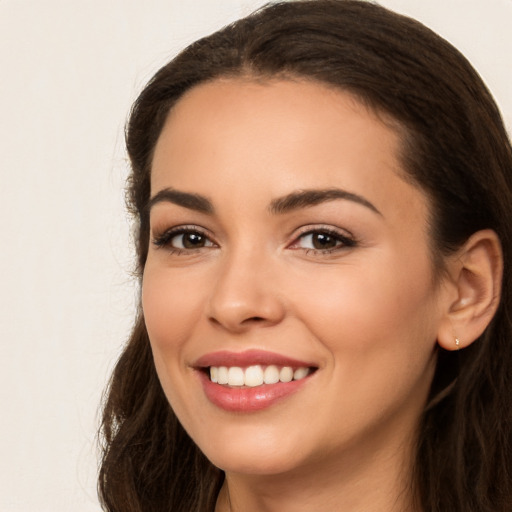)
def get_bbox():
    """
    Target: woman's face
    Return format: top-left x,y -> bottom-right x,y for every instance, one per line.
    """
143,78 -> 450,477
